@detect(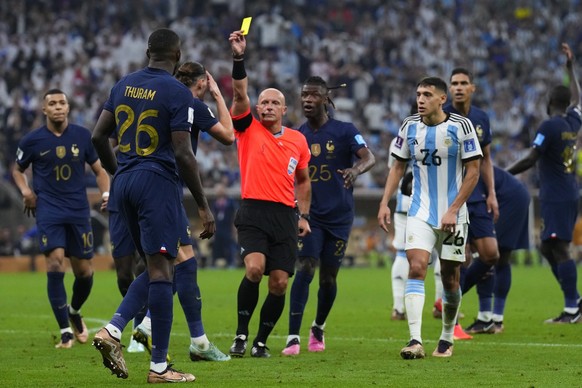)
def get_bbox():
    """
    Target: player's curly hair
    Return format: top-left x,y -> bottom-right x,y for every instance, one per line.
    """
175,62 -> 206,87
